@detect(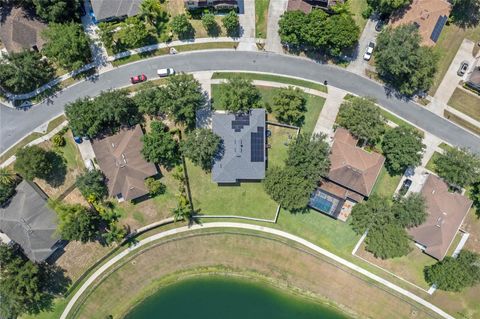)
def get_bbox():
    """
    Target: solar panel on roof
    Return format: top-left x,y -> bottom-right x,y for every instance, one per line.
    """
251,126 -> 265,162
430,15 -> 448,43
